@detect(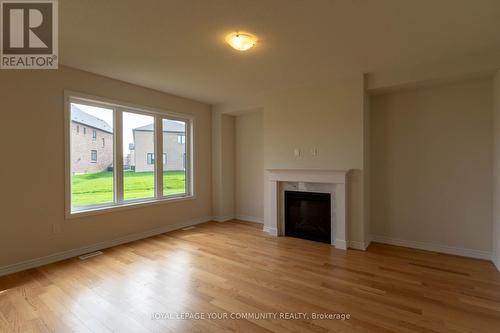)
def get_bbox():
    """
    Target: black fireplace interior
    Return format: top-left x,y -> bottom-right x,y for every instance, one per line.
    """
284,190 -> 331,244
